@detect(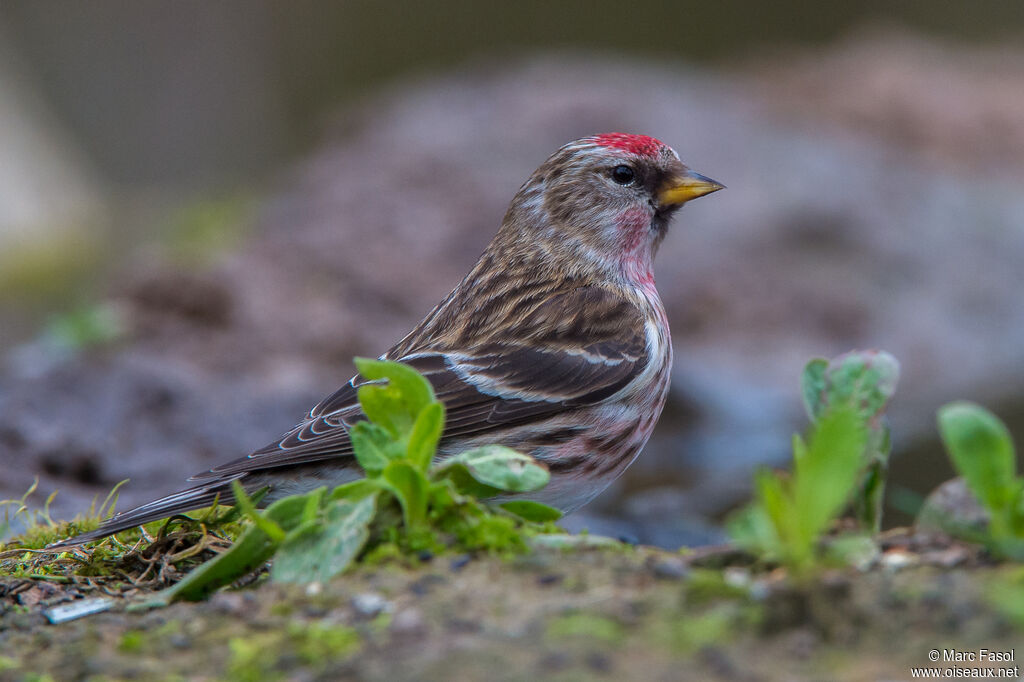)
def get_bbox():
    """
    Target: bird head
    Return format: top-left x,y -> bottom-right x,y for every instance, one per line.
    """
498,133 -> 723,286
